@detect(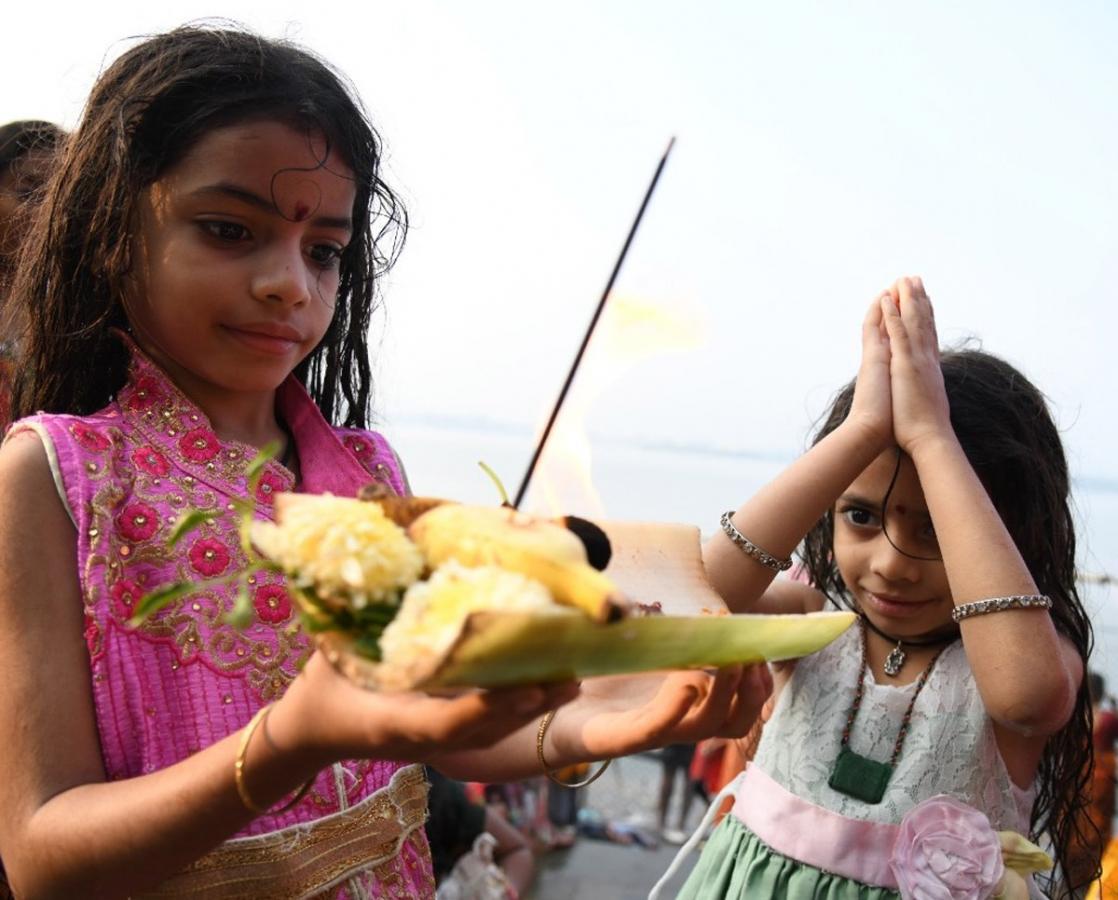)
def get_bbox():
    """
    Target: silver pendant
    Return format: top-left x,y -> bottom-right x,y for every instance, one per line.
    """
883,642 -> 905,677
